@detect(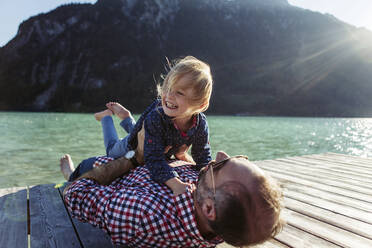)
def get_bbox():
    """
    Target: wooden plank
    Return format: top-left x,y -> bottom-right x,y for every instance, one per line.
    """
57,187 -> 114,248
275,224 -> 340,248
258,158 -> 372,192
251,239 -> 290,248
284,197 -> 372,239
305,156 -> 372,175
259,162 -> 372,201
310,153 -> 372,169
29,184 -> 81,248
262,167 -> 372,202
283,182 -> 372,212
258,159 -> 372,190
283,208 -> 372,248
276,155 -> 372,174
282,157 -> 372,180
258,164 -> 372,214
0,186 -> 27,197
275,157 -> 372,183
218,238 -> 290,248
294,154 -> 372,175
284,190 -> 372,224
0,187 -> 27,248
